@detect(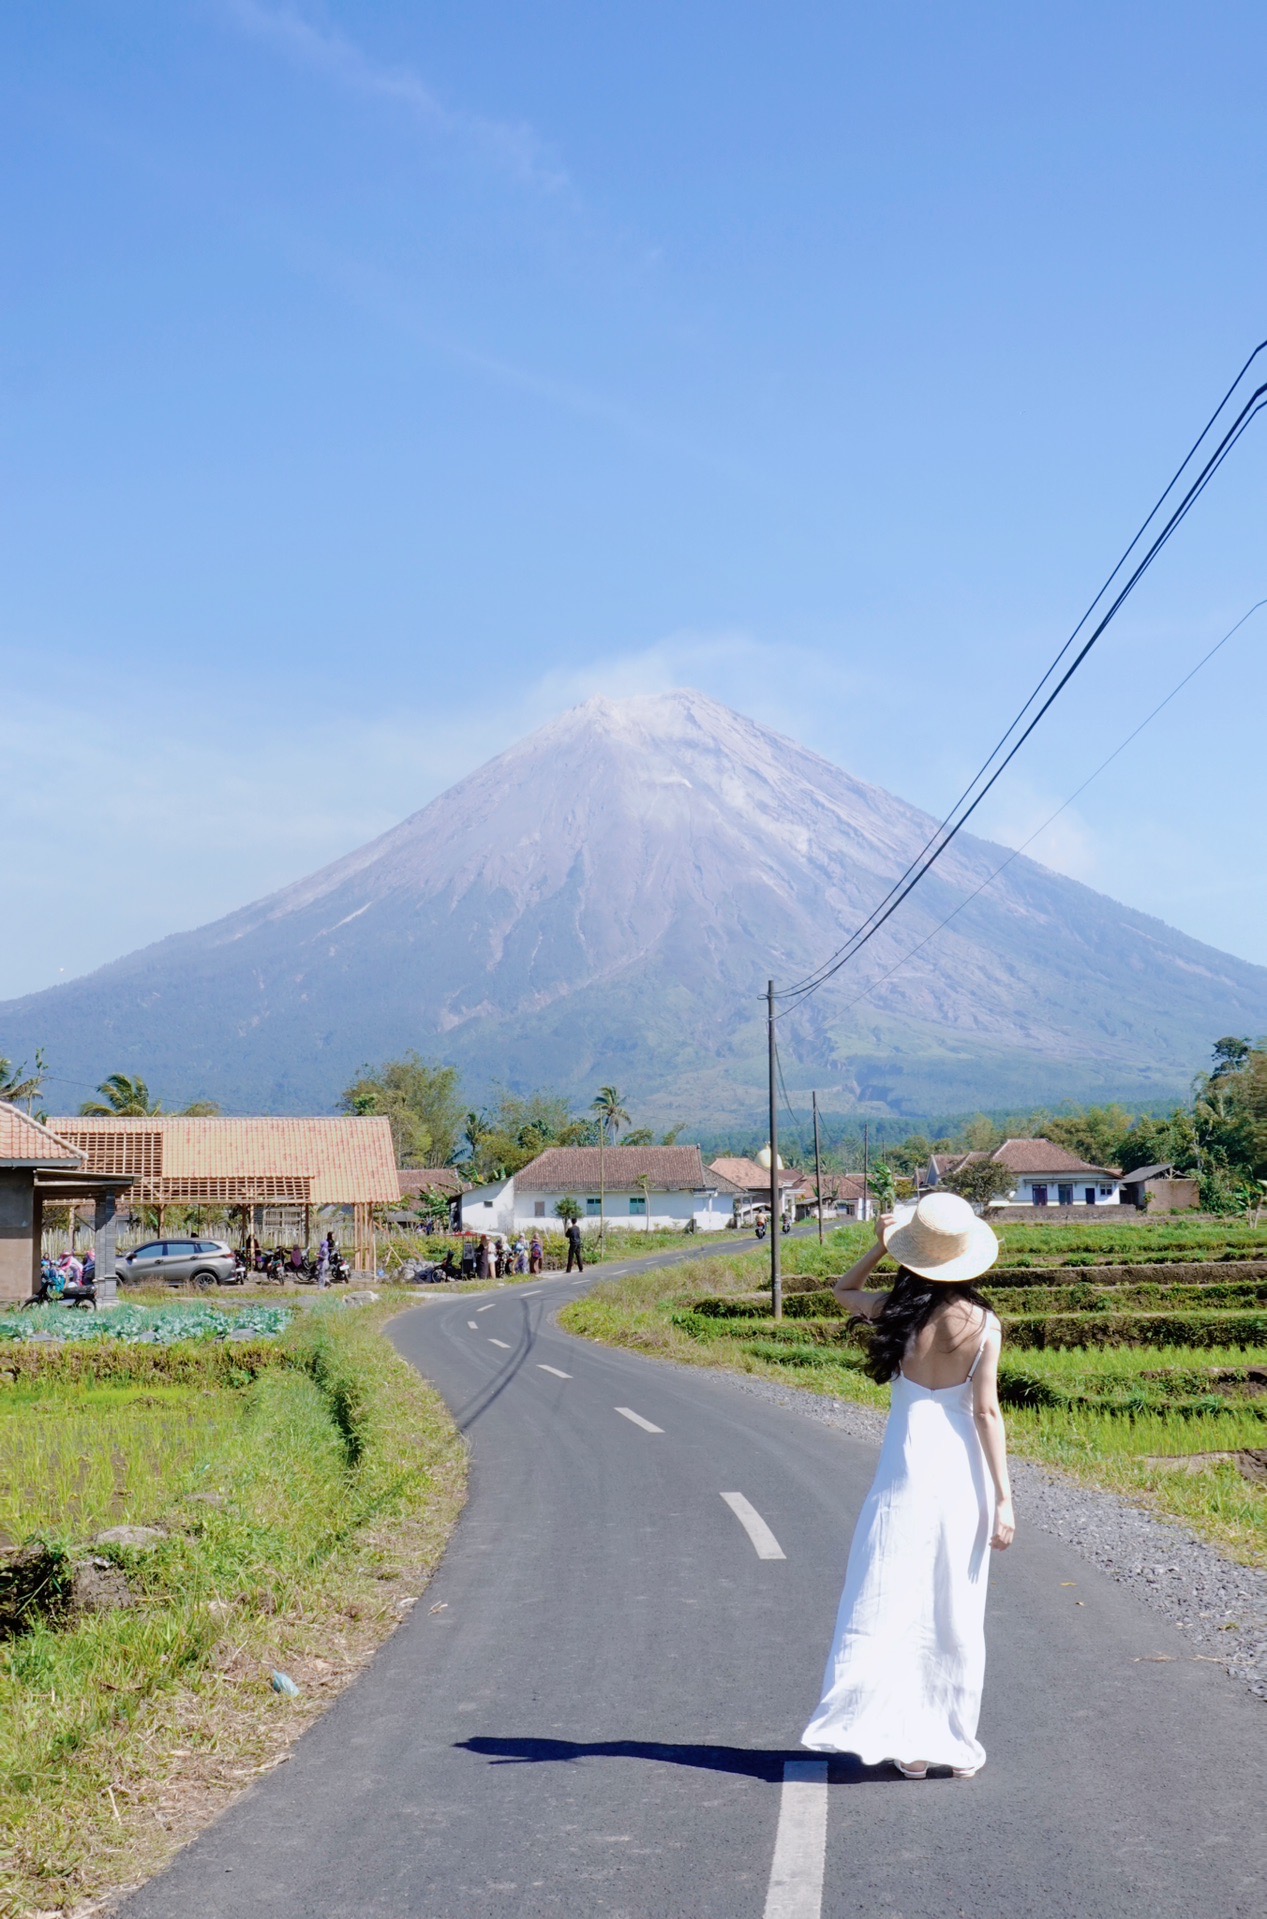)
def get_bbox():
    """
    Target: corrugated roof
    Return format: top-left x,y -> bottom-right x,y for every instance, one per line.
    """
516,1145 -> 712,1192
47,1116 -> 399,1204
0,1102 -> 84,1168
